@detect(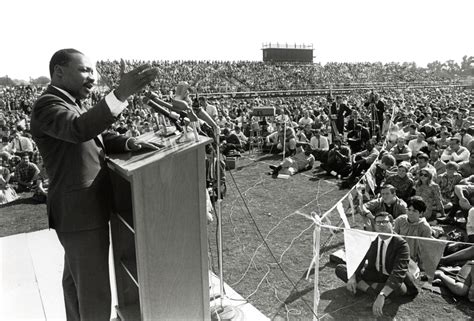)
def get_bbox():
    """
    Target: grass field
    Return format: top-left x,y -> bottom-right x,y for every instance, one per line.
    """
1,153 -> 473,320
